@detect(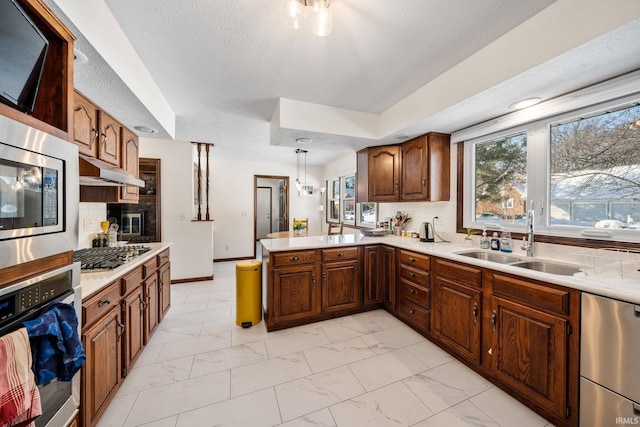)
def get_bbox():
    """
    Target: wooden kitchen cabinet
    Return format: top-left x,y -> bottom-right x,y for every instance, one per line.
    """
97,110 -> 121,166
397,250 -> 431,334
368,145 -> 401,202
401,133 -> 450,201
488,272 -> 578,426
81,281 -> 123,427
382,246 -> 397,312
272,263 -> 319,324
363,245 -> 396,310
433,258 -> 482,364
119,127 -> 140,203
321,247 -> 362,313
73,91 -> 99,157
158,255 -> 171,320
122,286 -> 144,377
143,273 -> 159,343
